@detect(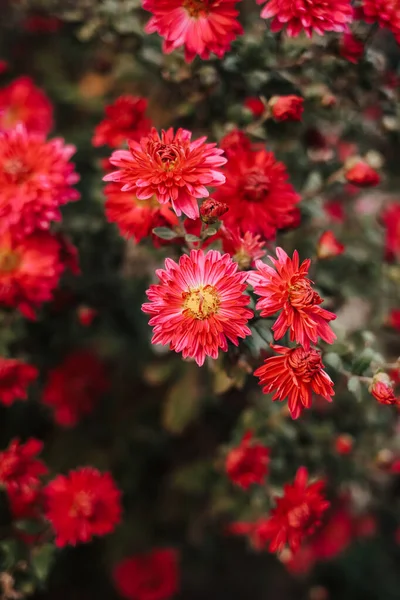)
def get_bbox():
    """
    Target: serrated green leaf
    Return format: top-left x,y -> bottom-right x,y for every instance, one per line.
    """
31,544 -> 56,583
152,227 -> 178,240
